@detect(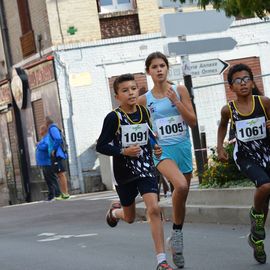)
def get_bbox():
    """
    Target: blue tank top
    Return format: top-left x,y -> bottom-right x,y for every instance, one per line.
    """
145,85 -> 190,146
